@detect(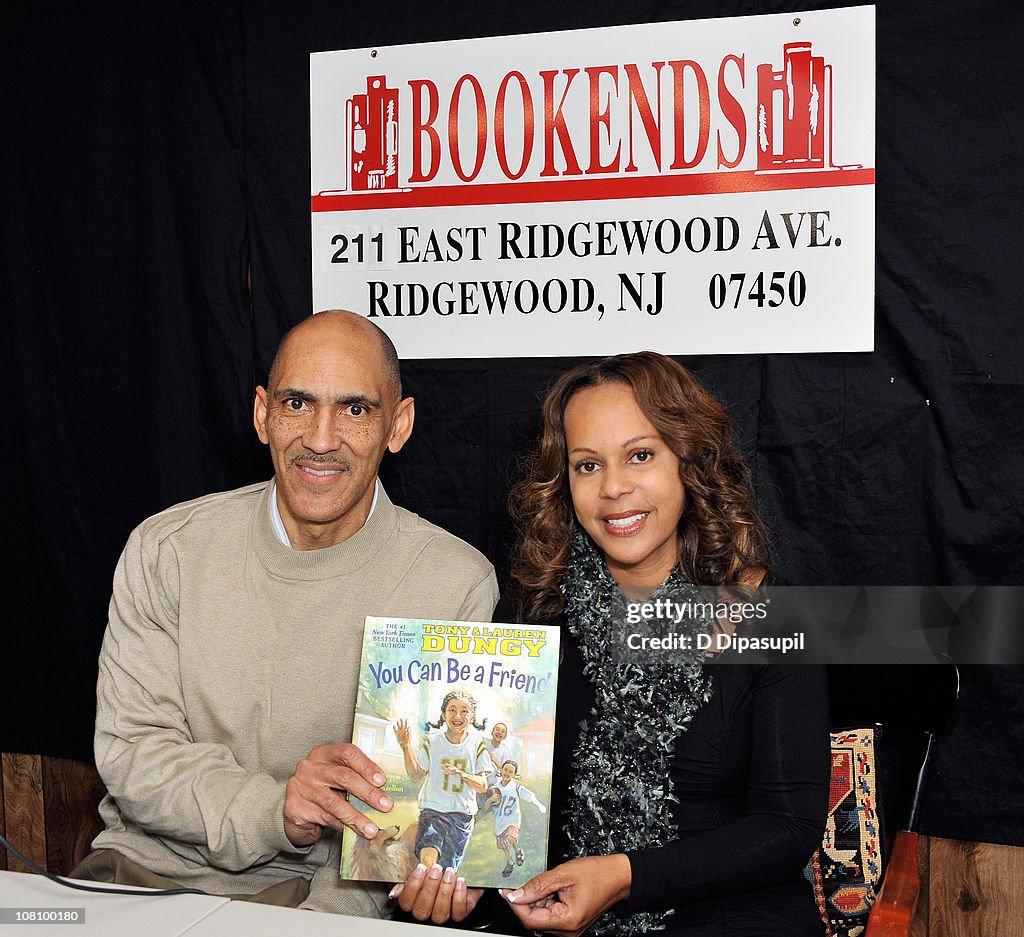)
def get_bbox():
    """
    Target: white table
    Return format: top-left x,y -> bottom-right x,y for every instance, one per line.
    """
0,870 -> 227,936
181,896 -> 483,935
0,871 -> 482,936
